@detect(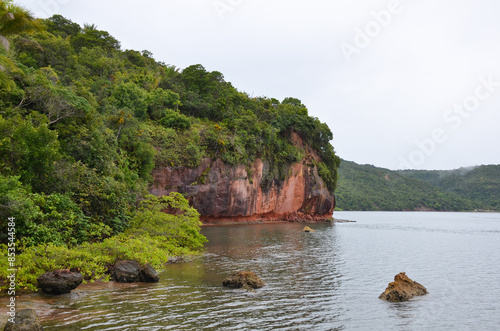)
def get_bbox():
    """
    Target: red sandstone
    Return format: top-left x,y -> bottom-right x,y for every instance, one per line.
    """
150,135 -> 335,224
